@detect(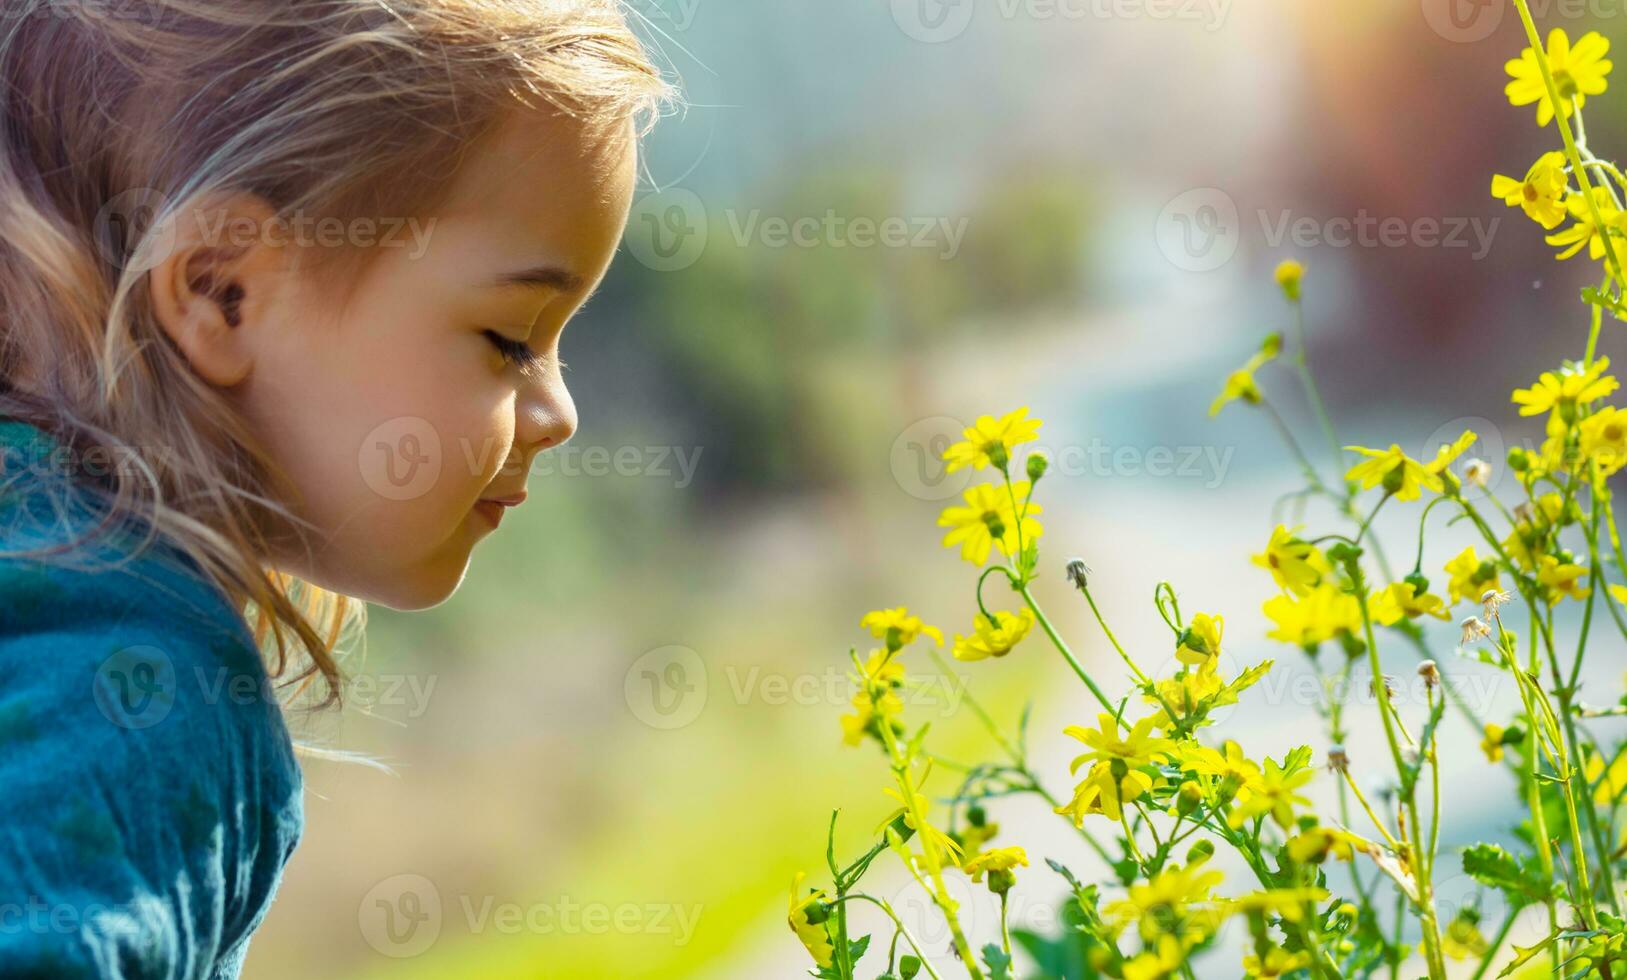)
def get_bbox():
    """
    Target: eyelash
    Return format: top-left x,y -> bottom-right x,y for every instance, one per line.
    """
483,329 -> 543,369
